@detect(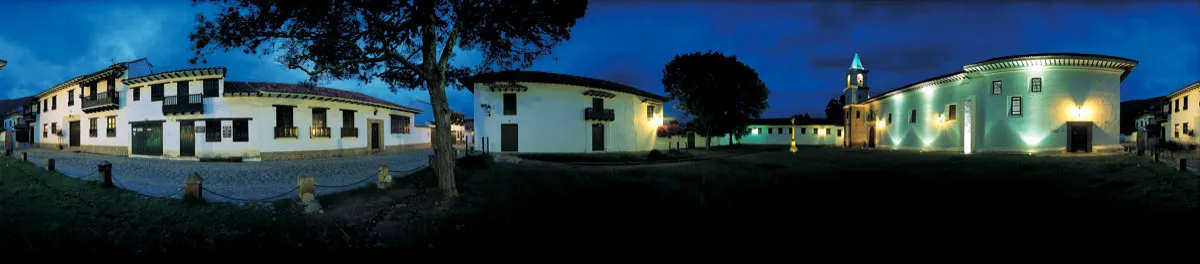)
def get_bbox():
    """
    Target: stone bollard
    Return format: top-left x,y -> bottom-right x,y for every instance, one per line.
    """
377,165 -> 393,189
428,154 -> 436,169
45,158 -> 55,171
297,176 -> 315,200
97,161 -> 113,188
1179,158 -> 1188,172
22,152 -> 27,162
184,173 -> 203,202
